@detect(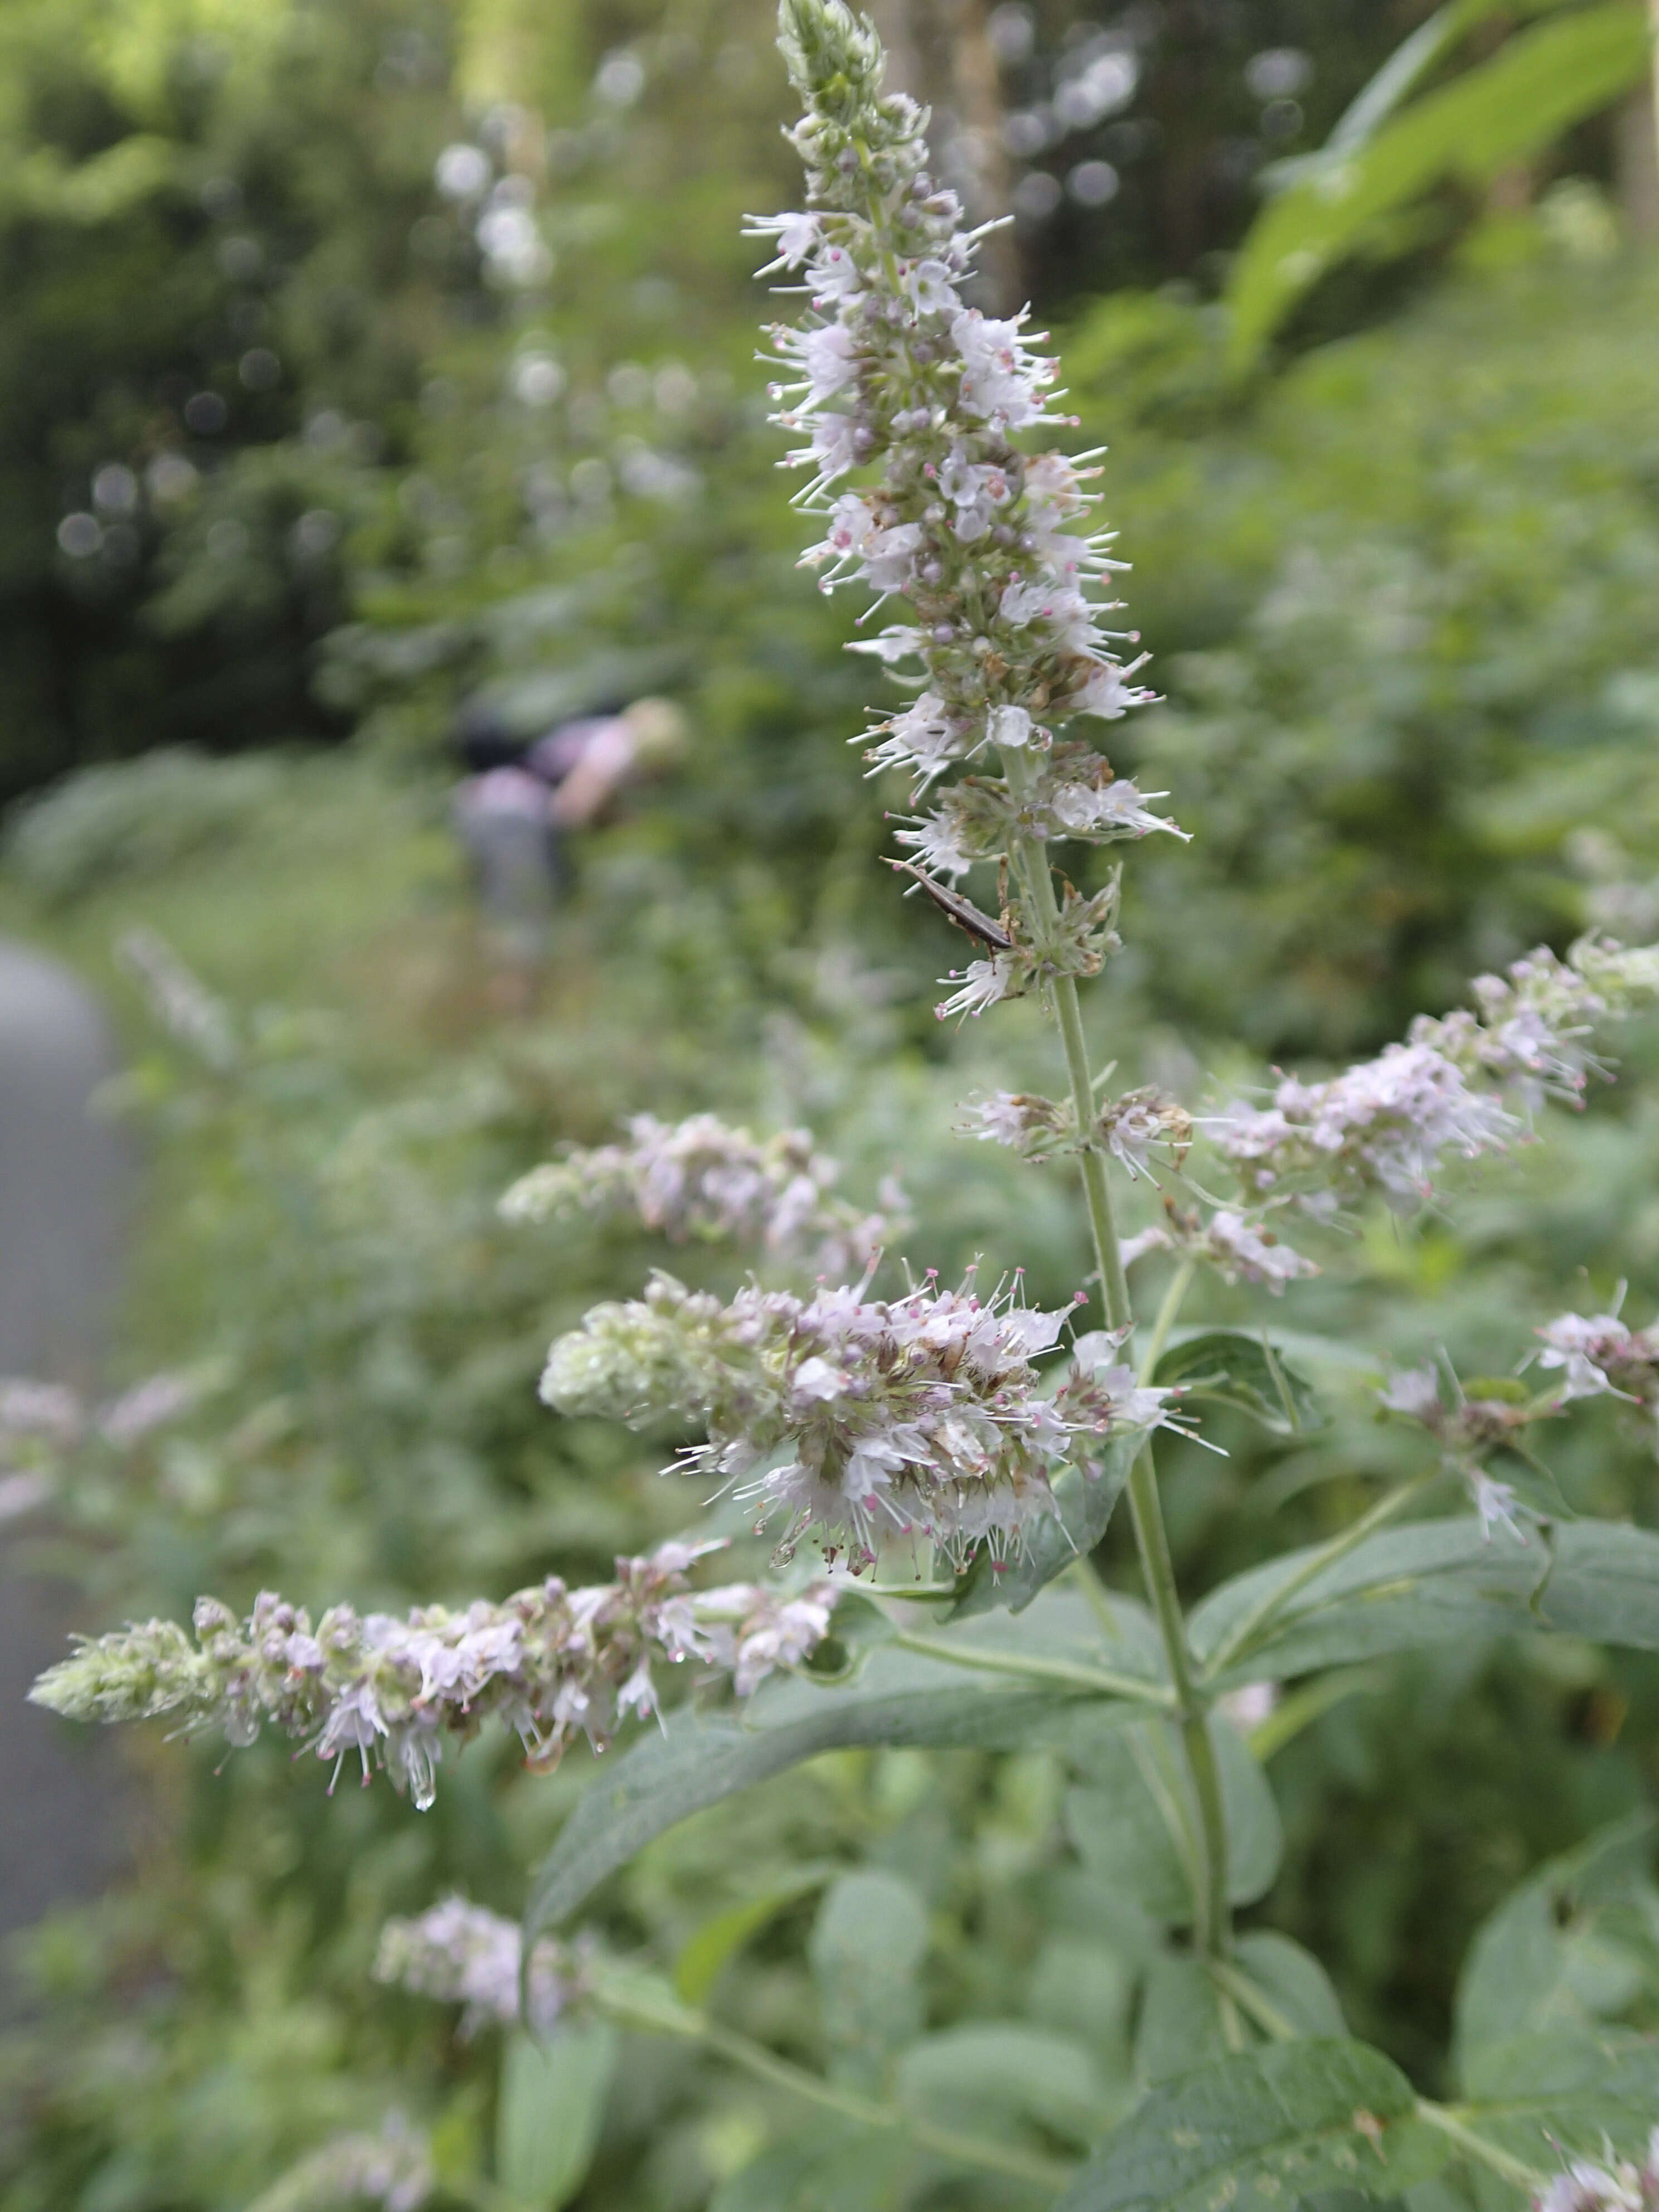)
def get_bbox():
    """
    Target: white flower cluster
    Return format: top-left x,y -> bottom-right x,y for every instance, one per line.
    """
0,1371 -> 200,1457
375,1895 -> 583,2036
754,0 -> 1169,955
500,1112 -> 910,1278
1375,1366 -> 1534,1540
541,1269 -> 1179,1572
1414,937 -> 1659,1112
1532,2132 -> 1659,2212
1214,1041 -> 1514,1216
1122,1208 -> 1320,1294
30,1541 -> 835,1809
1215,936 -> 1659,1219
1535,1309 -> 1659,1440
961,1084 -> 1190,1178
249,2115 -> 431,2212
